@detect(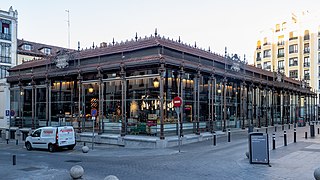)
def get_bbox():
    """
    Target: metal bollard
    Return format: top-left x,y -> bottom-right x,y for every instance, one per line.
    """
15,139 -> 18,145
288,124 -> 290,129
272,133 -> 276,150
275,126 -> 277,132
228,129 -> 231,142
265,128 -> 268,134
282,125 -> 284,131
294,129 -> 296,143
213,133 -> 216,146
13,155 -> 16,166
318,128 -> 319,135
305,132 -> 308,139
284,131 -> 287,146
